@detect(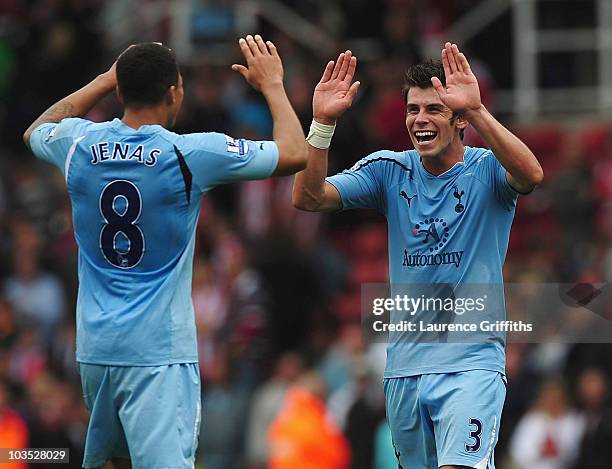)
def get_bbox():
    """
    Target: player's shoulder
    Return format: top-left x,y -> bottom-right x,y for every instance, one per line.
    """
83,119 -> 181,144
52,118 -> 141,139
40,117 -> 93,139
59,117 -> 90,126
348,149 -> 415,174
464,145 -> 494,166
144,126 -> 184,148
169,131 -> 235,154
